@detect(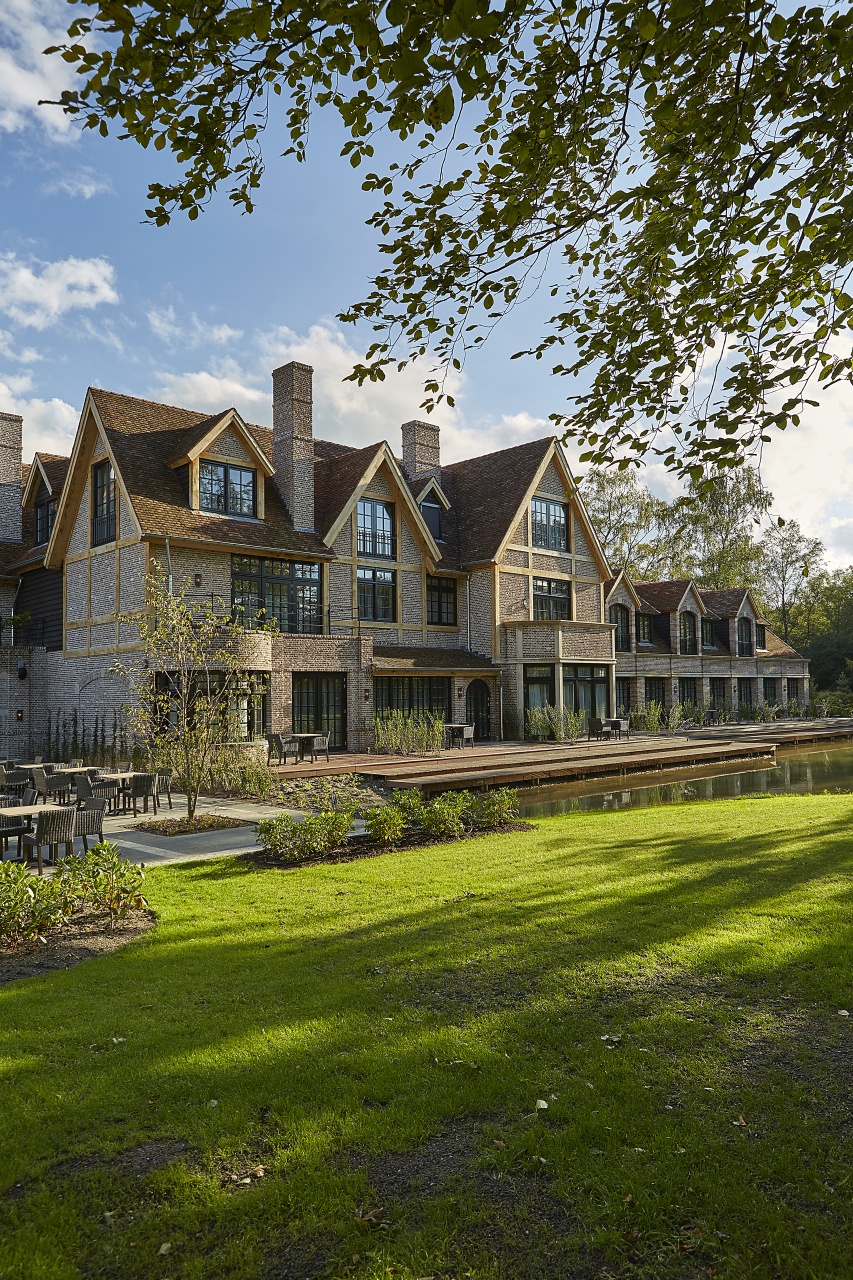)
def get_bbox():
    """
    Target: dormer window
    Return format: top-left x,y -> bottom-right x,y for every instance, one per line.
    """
200,460 -> 256,517
34,498 -> 56,546
702,619 -> 715,647
737,615 -> 753,657
636,613 -> 652,643
420,496 -> 442,540
531,498 -> 568,551
610,603 -> 631,651
679,611 -> 698,655
755,623 -> 766,649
